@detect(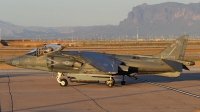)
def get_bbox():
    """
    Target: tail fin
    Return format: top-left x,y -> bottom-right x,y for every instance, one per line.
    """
153,35 -> 188,60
